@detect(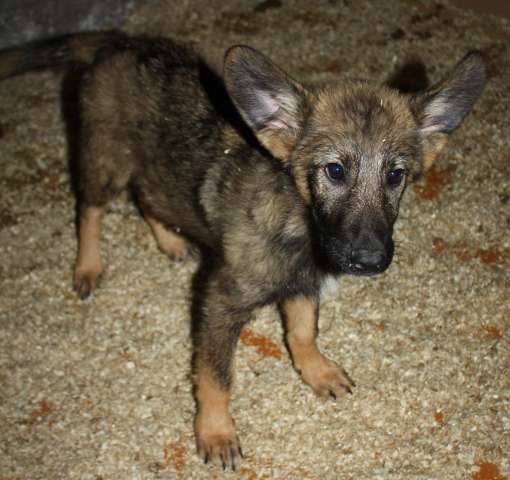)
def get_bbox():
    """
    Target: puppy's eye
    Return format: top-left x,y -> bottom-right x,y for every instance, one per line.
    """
325,163 -> 345,182
387,168 -> 405,187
